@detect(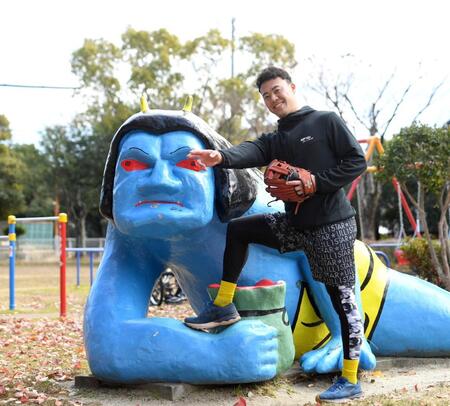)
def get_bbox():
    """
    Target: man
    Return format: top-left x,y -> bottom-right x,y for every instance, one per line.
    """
184,66 -> 367,402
